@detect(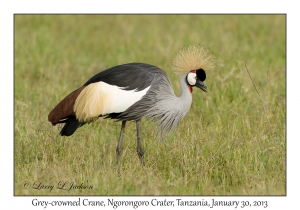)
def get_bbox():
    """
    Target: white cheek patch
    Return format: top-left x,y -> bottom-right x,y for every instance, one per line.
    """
187,72 -> 197,86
